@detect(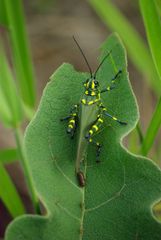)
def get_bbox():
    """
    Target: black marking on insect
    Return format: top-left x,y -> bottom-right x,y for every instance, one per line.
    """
61,36 -> 127,187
